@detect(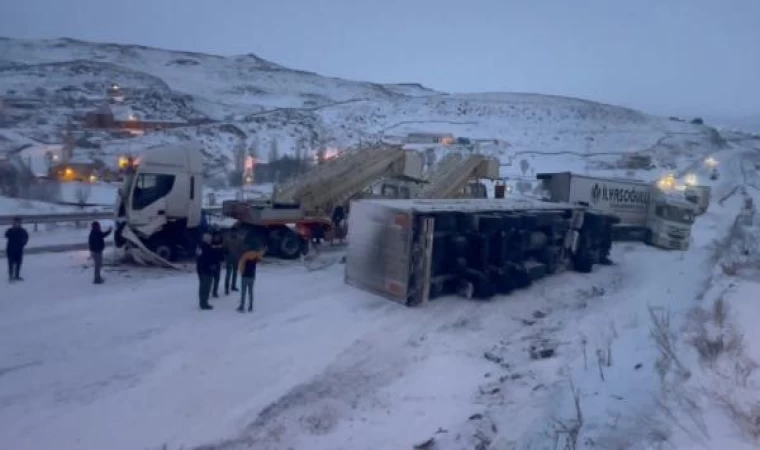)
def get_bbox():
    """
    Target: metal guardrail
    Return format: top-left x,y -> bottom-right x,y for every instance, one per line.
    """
0,206 -> 225,227
0,211 -> 115,226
